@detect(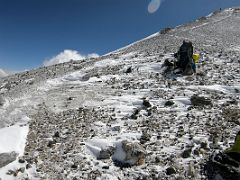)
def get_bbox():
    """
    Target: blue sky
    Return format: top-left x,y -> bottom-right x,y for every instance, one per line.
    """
0,0 -> 240,71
